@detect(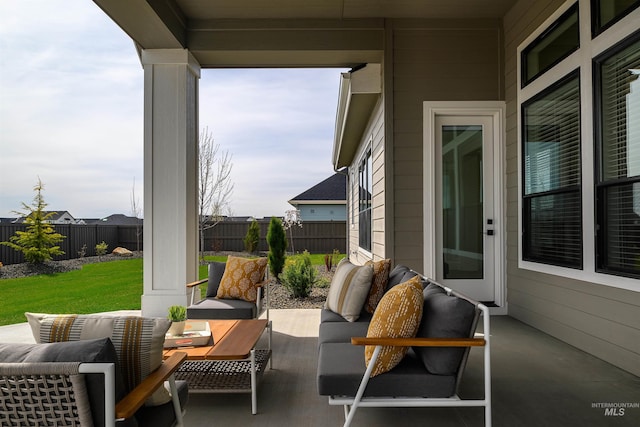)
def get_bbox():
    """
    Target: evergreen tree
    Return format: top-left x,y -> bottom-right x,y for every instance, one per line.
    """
266,216 -> 287,279
243,219 -> 260,253
1,179 -> 65,264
